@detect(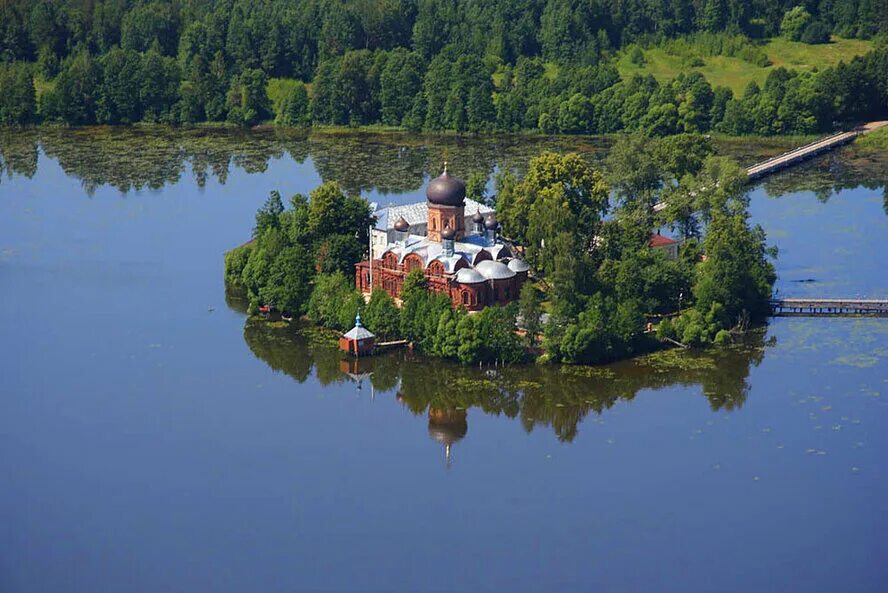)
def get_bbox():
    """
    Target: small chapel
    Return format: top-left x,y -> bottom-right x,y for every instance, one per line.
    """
354,164 -> 530,311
